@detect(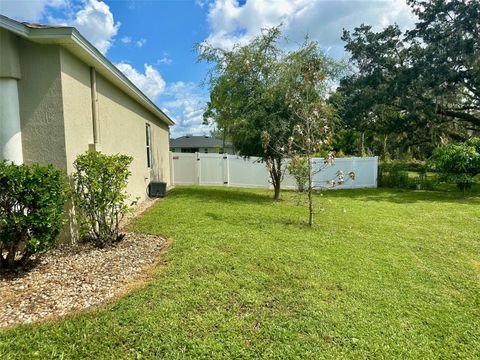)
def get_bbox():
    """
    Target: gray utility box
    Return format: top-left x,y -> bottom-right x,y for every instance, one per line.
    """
148,181 -> 167,198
